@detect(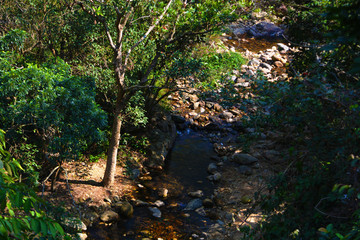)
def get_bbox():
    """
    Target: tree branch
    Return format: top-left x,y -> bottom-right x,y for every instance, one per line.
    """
124,0 -> 174,66
77,1 -> 116,50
